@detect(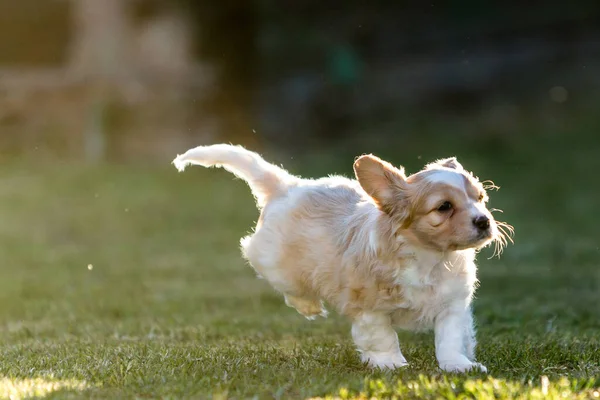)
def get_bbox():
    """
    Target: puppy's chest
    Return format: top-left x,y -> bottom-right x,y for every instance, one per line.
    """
377,265 -> 471,330
389,262 -> 473,313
